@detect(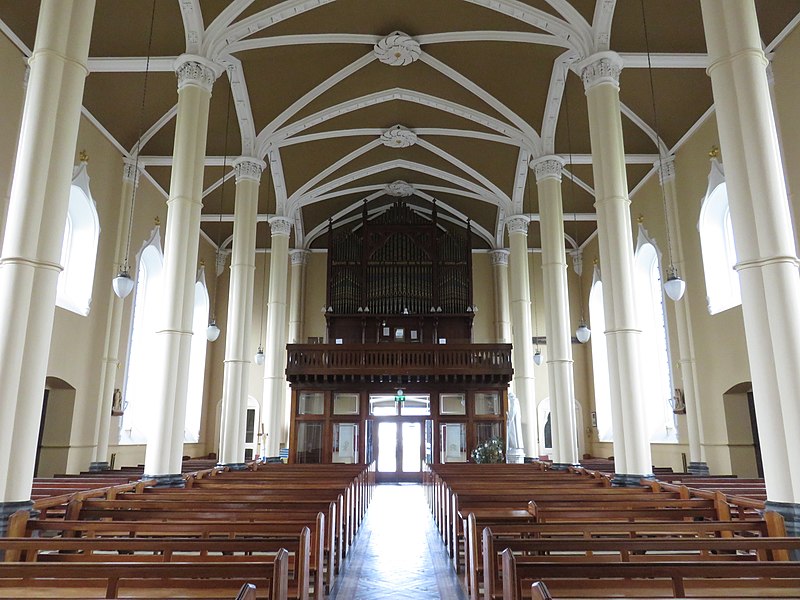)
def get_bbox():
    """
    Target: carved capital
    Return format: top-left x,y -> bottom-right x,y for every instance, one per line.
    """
489,249 -> 510,266
374,31 -> 421,66
506,215 -> 530,235
530,155 -> 565,182
268,216 -> 293,237
122,158 -> 140,188
175,55 -> 218,93
233,157 -> 266,183
580,51 -> 623,92
290,249 -> 311,266
656,156 -> 676,185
